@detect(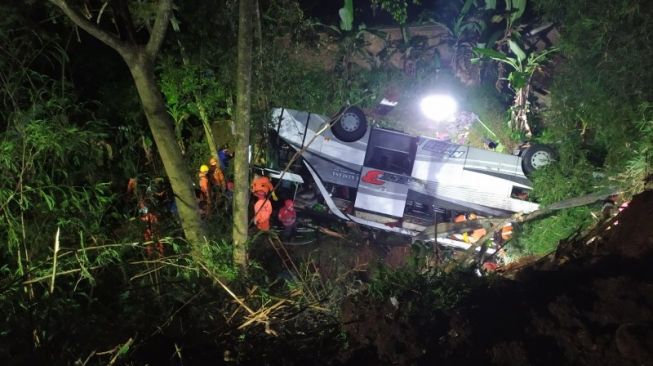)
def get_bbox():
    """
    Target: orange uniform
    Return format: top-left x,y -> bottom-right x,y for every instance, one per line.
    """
254,198 -> 272,231
251,175 -> 276,231
500,224 -> 513,241
139,202 -> 163,257
198,167 -> 210,217
453,213 -> 487,243
209,158 -> 226,191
